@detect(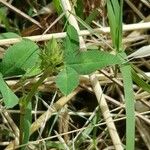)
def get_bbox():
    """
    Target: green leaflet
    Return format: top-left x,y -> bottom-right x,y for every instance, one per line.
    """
64,25 -> 79,60
56,66 -> 79,95
67,50 -> 121,75
0,73 -> 19,108
0,39 -> 40,77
